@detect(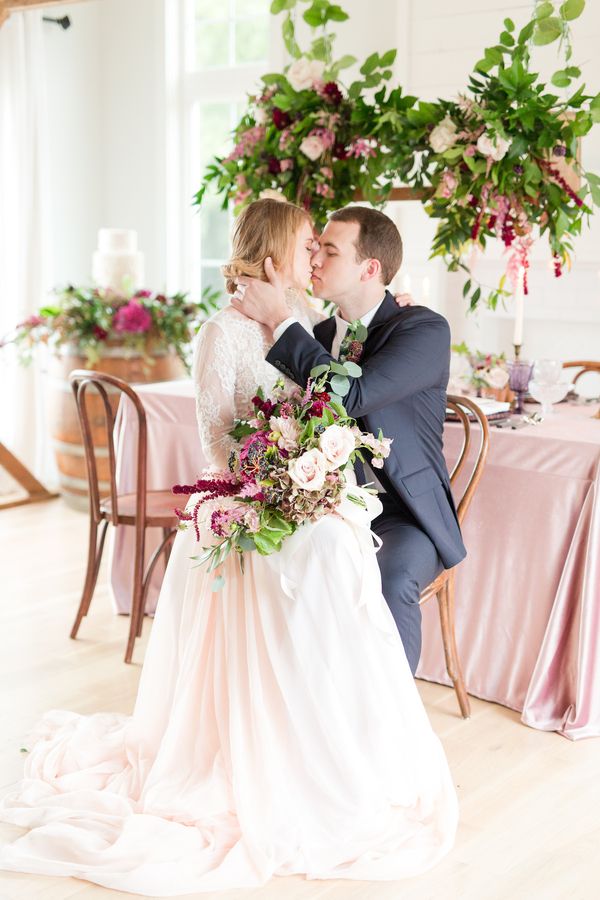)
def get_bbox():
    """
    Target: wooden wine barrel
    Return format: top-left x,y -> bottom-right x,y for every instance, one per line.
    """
46,344 -> 186,510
